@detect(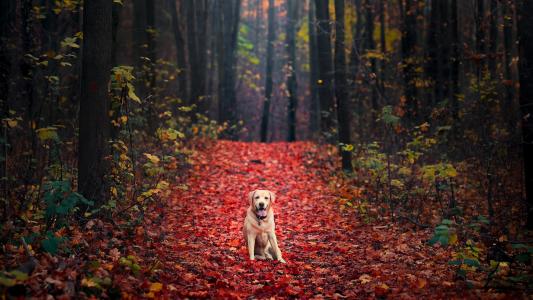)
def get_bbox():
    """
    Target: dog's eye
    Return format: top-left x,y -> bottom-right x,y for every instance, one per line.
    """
255,196 -> 259,199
